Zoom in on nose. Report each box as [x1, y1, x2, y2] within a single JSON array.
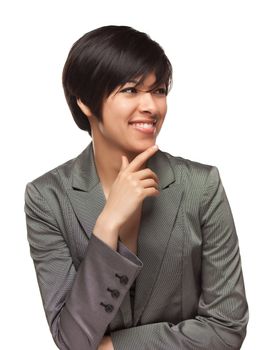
[[138, 91, 158, 115]]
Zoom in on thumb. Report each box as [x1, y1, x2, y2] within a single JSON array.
[[120, 155, 129, 170]]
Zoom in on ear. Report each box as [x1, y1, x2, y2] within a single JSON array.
[[76, 98, 93, 117]]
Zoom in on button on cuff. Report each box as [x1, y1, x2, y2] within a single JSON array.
[[115, 273, 129, 285], [100, 302, 114, 313], [107, 288, 120, 299]]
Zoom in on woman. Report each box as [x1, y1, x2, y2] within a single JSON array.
[[24, 25, 248, 350]]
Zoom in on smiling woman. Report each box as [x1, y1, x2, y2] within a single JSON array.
[[24, 25, 248, 350]]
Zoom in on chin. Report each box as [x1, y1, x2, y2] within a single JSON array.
[[132, 142, 156, 152]]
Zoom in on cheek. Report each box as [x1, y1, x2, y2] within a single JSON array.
[[105, 100, 135, 120], [160, 100, 167, 117], [117, 99, 136, 116]]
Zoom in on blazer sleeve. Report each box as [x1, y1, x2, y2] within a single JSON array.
[[110, 166, 249, 350], [24, 182, 143, 350]]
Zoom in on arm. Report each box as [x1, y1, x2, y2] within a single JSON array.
[[98, 336, 114, 350], [110, 166, 249, 350], [24, 182, 142, 350]]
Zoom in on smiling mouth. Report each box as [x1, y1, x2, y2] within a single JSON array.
[[128, 122, 157, 135]]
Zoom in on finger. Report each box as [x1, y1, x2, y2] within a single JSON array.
[[127, 145, 158, 172], [140, 178, 159, 190], [134, 168, 159, 184], [142, 187, 160, 199], [120, 155, 129, 171], [120, 156, 124, 170]]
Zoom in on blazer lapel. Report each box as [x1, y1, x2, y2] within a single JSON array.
[[67, 142, 106, 240], [133, 151, 183, 325], [66, 142, 184, 327]]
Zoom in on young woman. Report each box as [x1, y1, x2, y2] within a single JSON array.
[[24, 25, 248, 350]]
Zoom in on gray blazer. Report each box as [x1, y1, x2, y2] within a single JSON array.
[[24, 142, 248, 350]]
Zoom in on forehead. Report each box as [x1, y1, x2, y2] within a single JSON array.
[[125, 72, 166, 89], [129, 73, 157, 87]]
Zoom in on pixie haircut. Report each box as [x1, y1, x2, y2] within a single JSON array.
[[62, 25, 173, 135]]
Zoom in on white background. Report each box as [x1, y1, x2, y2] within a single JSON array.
[[1, 0, 275, 349]]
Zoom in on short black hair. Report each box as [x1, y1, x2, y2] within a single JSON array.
[[62, 25, 173, 135]]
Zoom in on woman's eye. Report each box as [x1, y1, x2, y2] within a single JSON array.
[[120, 86, 167, 95], [154, 87, 167, 95], [121, 87, 137, 94]]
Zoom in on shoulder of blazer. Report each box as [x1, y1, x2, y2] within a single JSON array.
[[160, 149, 216, 187], [25, 152, 78, 200]]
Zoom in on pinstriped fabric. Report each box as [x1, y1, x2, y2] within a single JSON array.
[[24, 141, 248, 350]]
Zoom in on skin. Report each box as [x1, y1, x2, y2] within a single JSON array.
[[77, 72, 167, 349]]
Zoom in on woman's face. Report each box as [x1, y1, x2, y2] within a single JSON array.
[[91, 72, 167, 155]]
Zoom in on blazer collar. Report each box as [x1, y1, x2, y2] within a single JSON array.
[[71, 141, 175, 192]]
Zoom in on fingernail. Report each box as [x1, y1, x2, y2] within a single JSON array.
[[153, 144, 158, 150]]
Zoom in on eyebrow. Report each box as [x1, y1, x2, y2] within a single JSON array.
[[125, 80, 139, 84], [125, 79, 164, 86], [122, 79, 166, 91]]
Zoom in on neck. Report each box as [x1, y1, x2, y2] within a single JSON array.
[[91, 138, 146, 192]]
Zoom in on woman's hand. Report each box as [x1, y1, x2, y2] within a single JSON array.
[[97, 336, 114, 350], [100, 145, 160, 230], [93, 145, 159, 249]]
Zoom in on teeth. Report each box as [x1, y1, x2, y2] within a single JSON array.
[[131, 123, 154, 128]]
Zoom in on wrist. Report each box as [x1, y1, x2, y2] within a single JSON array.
[[98, 335, 114, 350], [93, 214, 119, 250], [97, 211, 121, 232]]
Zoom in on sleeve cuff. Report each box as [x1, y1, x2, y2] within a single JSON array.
[[90, 233, 143, 273]]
